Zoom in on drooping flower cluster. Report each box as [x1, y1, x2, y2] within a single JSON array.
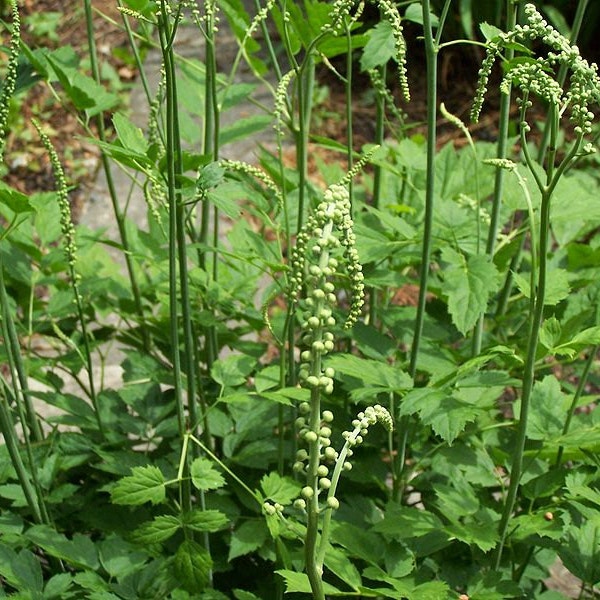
[[0, 1, 20, 159], [471, 3, 600, 136], [33, 122, 79, 275], [289, 184, 364, 330]]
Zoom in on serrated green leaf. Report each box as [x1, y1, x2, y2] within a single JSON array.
[[110, 465, 166, 505], [197, 162, 225, 192], [400, 388, 480, 444], [112, 112, 148, 155], [539, 317, 562, 351], [510, 512, 564, 542], [211, 354, 256, 388], [44, 573, 73, 599], [442, 248, 500, 334], [360, 21, 395, 71], [404, 4, 439, 27], [182, 509, 229, 532], [0, 184, 35, 215], [326, 354, 413, 394], [325, 546, 362, 591], [229, 520, 268, 561], [275, 570, 342, 595], [373, 504, 445, 539], [559, 520, 600, 585], [220, 115, 273, 146], [524, 375, 568, 441], [131, 515, 180, 545], [330, 522, 384, 564], [554, 326, 600, 358], [8, 548, 43, 593], [480, 22, 503, 41], [46, 53, 118, 116], [24, 525, 99, 570], [174, 539, 213, 593], [446, 517, 499, 552], [260, 472, 301, 505], [513, 268, 570, 306], [190, 458, 225, 491]]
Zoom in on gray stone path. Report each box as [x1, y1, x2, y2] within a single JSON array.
[[76, 16, 278, 392]]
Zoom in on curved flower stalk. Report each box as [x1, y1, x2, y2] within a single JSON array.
[[287, 184, 392, 599], [471, 3, 600, 133], [469, 3, 600, 568], [0, 0, 20, 159], [34, 122, 104, 437]]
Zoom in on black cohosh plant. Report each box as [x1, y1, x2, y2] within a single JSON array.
[[288, 183, 392, 599], [472, 1, 600, 567]]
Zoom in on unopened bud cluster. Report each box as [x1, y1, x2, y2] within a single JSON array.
[[293, 406, 341, 511], [373, 0, 409, 103], [34, 122, 79, 275], [0, 1, 20, 158], [471, 3, 600, 137], [289, 184, 364, 329], [343, 405, 394, 447]]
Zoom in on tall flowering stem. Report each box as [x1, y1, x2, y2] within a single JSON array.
[[471, 3, 600, 568], [289, 184, 392, 598], [34, 122, 104, 436]]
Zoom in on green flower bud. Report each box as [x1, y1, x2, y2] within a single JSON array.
[[304, 431, 318, 443], [324, 446, 337, 460], [302, 486, 314, 499], [319, 426, 332, 438], [327, 497, 340, 510], [263, 502, 276, 515], [317, 465, 329, 477], [319, 477, 331, 490], [322, 409, 334, 422]]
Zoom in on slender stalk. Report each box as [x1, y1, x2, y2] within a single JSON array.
[[295, 53, 315, 232], [201, 0, 220, 369], [494, 109, 584, 567], [536, 0, 589, 164], [158, 0, 187, 448], [0, 383, 45, 524], [473, 0, 517, 352], [400, 0, 448, 500], [117, 0, 153, 106], [345, 18, 354, 206], [494, 184, 551, 569], [555, 346, 597, 467], [408, 0, 443, 378], [83, 0, 150, 352], [0, 260, 42, 441]]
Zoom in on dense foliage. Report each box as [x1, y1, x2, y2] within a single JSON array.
[[1, 0, 600, 598]]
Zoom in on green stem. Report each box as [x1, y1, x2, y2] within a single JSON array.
[[83, 0, 150, 353], [295, 52, 315, 232], [0, 257, 42, 442], [117, 0, 153, 106], [400, 0, 445, 499], [536, 0, 589, 164], [408, 0, 441, 378], [473, 0, 517, 352], [369, 64, 386, 326], [0, 383, 45, 524], [555, 346, 597, 467], [345, 18, 354, 207], [494, 184, 551, 568], [494, 115, 583, 569], [159, 7, 184, 432]]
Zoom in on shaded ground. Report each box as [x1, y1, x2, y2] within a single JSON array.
[[3, 0, 131, 217]]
